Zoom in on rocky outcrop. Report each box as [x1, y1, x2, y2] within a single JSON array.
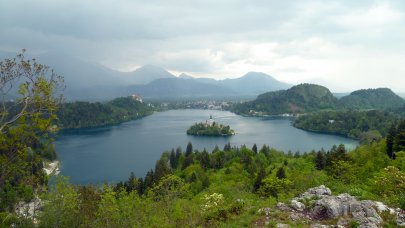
[[256, 185, 404, 227], [15, 196, 42, 222]]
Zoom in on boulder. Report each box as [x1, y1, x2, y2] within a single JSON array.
[[15, 196, 43, 220], [274, 185, 400, 227], [276, 224, 290, 228], [373, 201, 395, 214], [397, 209, 405, 226], [290, 199, 305, 211], [310, 225, 344, 228], [276, 202, 293, 212], [300, 185, 331, 199]]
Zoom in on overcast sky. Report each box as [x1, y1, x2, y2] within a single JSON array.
[[1, 0, 405, 92]]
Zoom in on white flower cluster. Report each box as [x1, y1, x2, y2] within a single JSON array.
[[201, 193, 224, 212]]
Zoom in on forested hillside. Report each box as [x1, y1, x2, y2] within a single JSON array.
[[57, 97, 153, 129], [232, 84, 337, 115], [232, 85, 405, 116], [293, 110, 400, 143], [339, 88, 405, 109]]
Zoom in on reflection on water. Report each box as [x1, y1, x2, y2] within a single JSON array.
[[55, 109, 358, 184]]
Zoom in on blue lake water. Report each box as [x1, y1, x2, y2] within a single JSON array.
[[55, 109, 358, 184]]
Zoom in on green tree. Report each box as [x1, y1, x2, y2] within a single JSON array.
[[386, 124, 396, 159], [258, 176, 292, 199], [198, 149, 211, 170], [0, 50, 63, 211], [394, 120, 405, 153], [95, 186, 120, 227], [252, 144, 258, 154], [144, 170, 154, 189], [169, 149, 177, 169], [223, 142, 231, 151], [155, 158, 171, 182], [186, 142, 193, 157], [253, 168, 266, 193], [276, 166, 286, 179], [182, 155, 194, 170], [39, 177, 81, 227], [315, 150, 326, 170]]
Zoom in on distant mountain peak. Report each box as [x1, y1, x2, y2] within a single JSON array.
[[127, 65, 175, 85], [243, 72, 271, 78], [134, 64, 170, 72], [178, 73, 194, 79]]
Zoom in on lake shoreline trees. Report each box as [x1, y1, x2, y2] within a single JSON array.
[[57, 96, 154, 129]]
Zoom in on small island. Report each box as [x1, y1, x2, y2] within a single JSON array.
[[187, 116, 235, 136]]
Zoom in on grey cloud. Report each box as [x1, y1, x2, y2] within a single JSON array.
[[1, 0, 405, 91]]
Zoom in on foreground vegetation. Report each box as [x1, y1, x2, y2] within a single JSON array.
[[3, 138, 402, 227]]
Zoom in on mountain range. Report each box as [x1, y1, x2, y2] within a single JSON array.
[[0, 51, 291, 100]]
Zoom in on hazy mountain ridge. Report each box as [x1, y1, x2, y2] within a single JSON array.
[[127, 78, 236, 98], [218, 72, 291, 95], [1, 51, 292, 100]]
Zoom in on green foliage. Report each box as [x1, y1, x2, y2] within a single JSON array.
[[339, 88, 405, 110], [258, 176, 292, 199], [385, 120, 405, 159], [186, 141, 193, 156], [294, 110, 400, 141], [394, 121, 405, 152], [28, 140, 405, 226], [0, 51, 63, 212], [327, 160, 356, 184], [39, 177, 81, 227], [57, 96, 153, 129], [372, 166, 405, 208], [232, 84, 338, 115]]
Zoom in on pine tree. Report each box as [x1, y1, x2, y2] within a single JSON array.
[[315, 150, 326, 170], [252, 144, 258, 154], [175, 147, 182, 163], [186, 142, 193, 157], [260, 144, 270, 158], [330, 144, 348, 161], [276, 166, 286, 179], [386, 124, 396, 159], [154, 158, 171, 182], [137, 177, 144, 195], [182, 155, 194, 170], [126, 172, 138, 192], [393, 120, 405, 154], [169, 149, 177, 169], [199, 149, 211, 170], [223, 142, 231, 151], [213, 145, 220, 153], [253, 168, 266, 192], [144, 170, 154, 189]]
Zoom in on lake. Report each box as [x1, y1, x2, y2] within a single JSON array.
[[55, 109, 358, 184]]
